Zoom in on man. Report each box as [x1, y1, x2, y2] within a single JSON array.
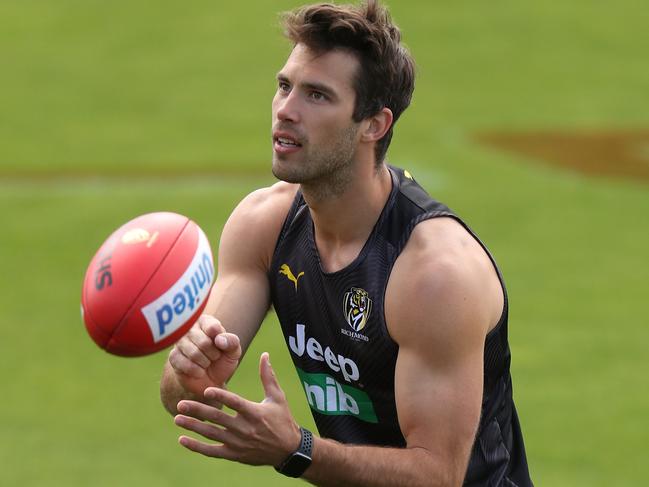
[[160, 1, 533, 485]]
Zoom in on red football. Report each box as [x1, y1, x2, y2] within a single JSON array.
[[81, 212, 215, 356]]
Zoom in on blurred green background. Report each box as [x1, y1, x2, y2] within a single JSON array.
[[1, 0, 647, 485]]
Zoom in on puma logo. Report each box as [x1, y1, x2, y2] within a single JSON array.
[[279, 264, 305, 292]]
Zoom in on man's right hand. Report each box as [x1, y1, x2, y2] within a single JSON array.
[[167, 315, 242, 401]]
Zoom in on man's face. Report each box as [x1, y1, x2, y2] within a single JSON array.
[[271, 44, 361, 185]]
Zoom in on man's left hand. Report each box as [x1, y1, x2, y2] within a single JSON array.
[[173, 352, 302, 467]]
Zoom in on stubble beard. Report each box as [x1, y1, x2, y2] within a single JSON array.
[[272, 124, 359, 200]]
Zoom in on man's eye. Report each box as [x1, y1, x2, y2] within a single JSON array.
[[309, 91, 326, 101], [278, 82, 291, 92]]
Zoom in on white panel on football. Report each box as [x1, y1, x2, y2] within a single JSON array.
[[141, 229, 214, 342]]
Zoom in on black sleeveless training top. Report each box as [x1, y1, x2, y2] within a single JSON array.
[[269, 166, 532, 486]]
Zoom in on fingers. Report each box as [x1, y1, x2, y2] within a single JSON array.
[[168, 315, 241, 376], [188, 325, 222, 362], [175, 400, 246, 460], [175, 334, 212, 369], [175, 414, 228, 442], [176, 400, 237, 431], [168, 349, 205, 379], [198, 314, 227, 339], [259, 352, 284, 401], [214, 333, 242, 361], [178, 435, 237, 461], [168, 316, 221, 373], [204, 387, 252, 416]]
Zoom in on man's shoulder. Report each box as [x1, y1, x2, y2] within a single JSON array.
[[237, 181, 299, 215], [227, 181, 298, 229], [386, 216, 503, 345], [396, 217, 483, 271], [220, 181, 299, 272]]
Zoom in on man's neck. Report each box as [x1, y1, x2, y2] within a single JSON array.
[[301, 163, 392, 273]]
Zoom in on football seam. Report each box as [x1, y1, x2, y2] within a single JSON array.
[[106, 217, 192, 353]]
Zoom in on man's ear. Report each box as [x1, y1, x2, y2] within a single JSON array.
[[360, 108, 394, 143]]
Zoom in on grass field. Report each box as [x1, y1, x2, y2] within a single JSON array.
[[1, 1, 648, 485]]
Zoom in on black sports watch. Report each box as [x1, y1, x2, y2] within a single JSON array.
[[274, 427, 313, 478]]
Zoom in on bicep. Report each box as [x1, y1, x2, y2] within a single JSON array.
[[391, 305, 486, 487], [394, 336, 483, 465], [202, 183, 297, 356]]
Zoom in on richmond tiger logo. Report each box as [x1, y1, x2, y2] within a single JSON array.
[[343, 287, 372, 332]]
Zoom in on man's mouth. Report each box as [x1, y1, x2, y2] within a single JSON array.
[[273, 132, 303, 154], [276, 136, 301, 148], [274, 132, 303, 147]]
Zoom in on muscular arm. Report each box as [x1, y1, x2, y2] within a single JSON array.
[[160, 182, 298, 414], [301, 218, 503, 486]]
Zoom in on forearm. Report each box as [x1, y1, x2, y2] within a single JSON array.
[[302, 437, 461, 487]]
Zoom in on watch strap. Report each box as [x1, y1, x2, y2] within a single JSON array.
[[274, 427, 313, 477]]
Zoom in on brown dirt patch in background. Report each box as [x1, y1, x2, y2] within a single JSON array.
[[474, 130, 649, 184]]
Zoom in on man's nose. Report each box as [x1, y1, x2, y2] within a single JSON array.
[[275, 91, 301, 123]]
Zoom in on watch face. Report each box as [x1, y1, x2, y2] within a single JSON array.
[[284, 451, 312, 477]]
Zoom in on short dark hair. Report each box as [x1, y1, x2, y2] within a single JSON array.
[[282, 0, 415, 164]]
